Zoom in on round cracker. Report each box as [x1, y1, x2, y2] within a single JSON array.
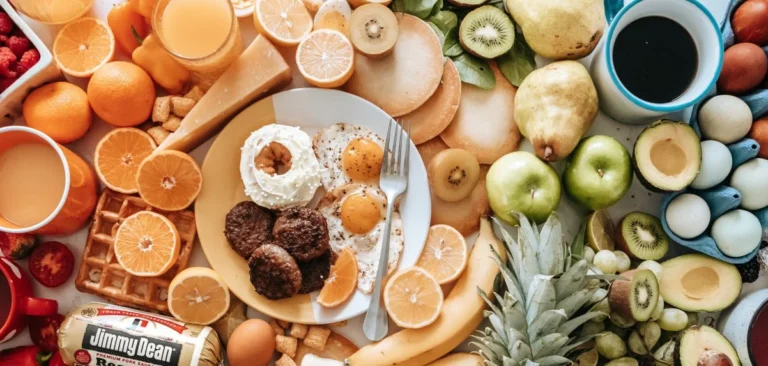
[[402, 59, 461, 144], [344, 13, 443, 117], [440, 62, 521, 164]]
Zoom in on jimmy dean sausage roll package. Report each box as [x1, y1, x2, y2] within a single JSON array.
[[58, 302, 223, 366]]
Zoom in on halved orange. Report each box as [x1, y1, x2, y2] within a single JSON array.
[[94, 128, 156, 194], [253, 0, 313, 47], [168, 267, 230, 325], [415, 225, 468, 284], [136, 151, 202, 211], [317, 248, 358, 307], [384, 267, 443, 329], [53, 17, 115, 77], [296, 29, 355, 88], [114, 211, 180, 277]]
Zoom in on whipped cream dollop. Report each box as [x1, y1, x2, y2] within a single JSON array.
[[240, 124, 324, 209]]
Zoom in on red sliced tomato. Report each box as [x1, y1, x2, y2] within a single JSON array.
[[29, 314, 65, 352], [27, 242, 74, 288]]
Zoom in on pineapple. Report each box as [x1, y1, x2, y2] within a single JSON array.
[[473, 213, 607, 365]]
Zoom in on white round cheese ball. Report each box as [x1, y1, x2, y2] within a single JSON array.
[[730, 158, 768, 210], [690, 140, 732, 190], [712, 209, 762, 257], [698, 95, 752, 144], [666, 193, 710, 239]]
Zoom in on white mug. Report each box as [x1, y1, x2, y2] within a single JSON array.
[[590, 0, 723, 124]]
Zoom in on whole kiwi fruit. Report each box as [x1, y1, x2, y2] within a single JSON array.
[[427, 148, 480, 202]]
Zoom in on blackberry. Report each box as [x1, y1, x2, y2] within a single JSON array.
[[761, 240, 767, 249], [737, 257, 760, 283]]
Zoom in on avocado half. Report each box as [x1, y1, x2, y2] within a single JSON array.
[[632, 120, 702, 192], [680, 325, 741, 366], [660, 254, 741, 312]]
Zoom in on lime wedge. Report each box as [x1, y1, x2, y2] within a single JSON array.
[[587, 209, 615, 251]]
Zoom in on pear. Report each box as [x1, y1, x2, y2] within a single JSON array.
[[514, 61, 598, 162], [505, 0, 605, 60]]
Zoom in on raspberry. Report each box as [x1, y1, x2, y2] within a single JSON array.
[[0, 35, 7, 46], [15, 49, 39, 75], [0, 13, 12, 35], [7, 36, 30, 58], [0, 47, 17, 78], [0, 76, 17, 93]]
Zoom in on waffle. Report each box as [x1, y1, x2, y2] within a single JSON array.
[[75, 189, 197, 314]]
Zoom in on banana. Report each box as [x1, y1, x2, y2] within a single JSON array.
[[426, 353, 484, 366], [346, 218, 505, 366]]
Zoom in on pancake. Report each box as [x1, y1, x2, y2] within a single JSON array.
[[343, 13, 443, 117], [440, 62, 521, 164], [401, 59, 461, 144], [416, 137, 450, 167]]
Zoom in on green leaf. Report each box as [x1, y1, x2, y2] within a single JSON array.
[[443, 28, 464, 57], [498, 33, 536, 87], [430, 0, 444, 16], [391, 0, 406, 13], [403, 0, 439, 19], [554, 259, 588, 302], [426, 22, 446, 48], [427, 10, 458, 34], [451, 53, 495, 89], [570, 219, 588, 259]]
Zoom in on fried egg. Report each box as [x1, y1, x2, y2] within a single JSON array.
[[313, 123, 385, 191], [317, 183, 404, 293]]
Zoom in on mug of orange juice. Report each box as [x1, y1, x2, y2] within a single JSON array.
[[0, 126, 97, 235]]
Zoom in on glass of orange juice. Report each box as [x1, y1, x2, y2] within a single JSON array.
[[152, 0, 244, 87], [9, 0, 93, 25], [0, 126, 97, 235]]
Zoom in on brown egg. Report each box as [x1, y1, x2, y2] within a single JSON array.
[[717, 43, 768, 94], [733, 0, 768, 46], [227, 319, 276, 366], [750, 117, 768, 159]]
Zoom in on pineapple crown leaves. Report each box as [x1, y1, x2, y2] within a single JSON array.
[[475, 213, 608, 365]]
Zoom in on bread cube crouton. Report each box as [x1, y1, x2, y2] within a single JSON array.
[[303, 326, 331, 351], [184, 85, 204, 102], [289, 323, 309, 339], [328, 320, 347, 327], [171, 96, 196, 117], [147, 126, 170, 145], [269, 319, 284, 336], [275, 335, 297, 358], [152, 96, 171, 123], [162, 115, 182, 132], [275, 354, 297, 366]]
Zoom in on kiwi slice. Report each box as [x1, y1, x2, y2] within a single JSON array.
[[459, 6, 515, 59], [616, 212, 670, 260], [349, 3, 399, 58], [427, 148, 480, 202], [608, 269, 660, 322]]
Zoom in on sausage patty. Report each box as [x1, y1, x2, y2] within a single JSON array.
[[249, 244, 302, 300], [272, 207, 330, 262], [298, 250, 335, 294], [225, 201, 275, 259]]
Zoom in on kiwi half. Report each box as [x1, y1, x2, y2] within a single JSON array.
[[427, 148, 480, 202], [349, 3, 399, 58], [608, 269, 660, 322], [616, 212, 670, 260], [459, 6, 515, 59]]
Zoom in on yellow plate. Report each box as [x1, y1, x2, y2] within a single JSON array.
[[195, 89, 431, 324]]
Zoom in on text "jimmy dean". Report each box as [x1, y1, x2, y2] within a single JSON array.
[[88, 327, 179, 364]]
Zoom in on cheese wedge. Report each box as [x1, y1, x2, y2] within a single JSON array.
[[157, 36, 292, 153]]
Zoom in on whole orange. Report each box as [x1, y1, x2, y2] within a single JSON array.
[[87, 61, 155, 127], [23, 82, 92, 144]]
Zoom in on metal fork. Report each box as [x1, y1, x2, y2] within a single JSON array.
[[363, 119, 411, 341]]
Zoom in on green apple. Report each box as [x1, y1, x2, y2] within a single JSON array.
[[486, 151, 561, 224], [563, 135, 632, 210]]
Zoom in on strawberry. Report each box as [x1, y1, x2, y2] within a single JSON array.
[[7, 35, 30, 58], [0, 13, 12, 36], [15, 49, 39, 75], [0, 47, 17, 78]]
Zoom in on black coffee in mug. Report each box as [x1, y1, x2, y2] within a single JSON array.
[[612, 16, 698, 104]]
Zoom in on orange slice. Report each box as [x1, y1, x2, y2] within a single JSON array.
[[253, 0, 313, 47], [415, 225, 468, 284], [384, 267, 444, 329], [296, 30, 355, 88], [114, 211, 181, 277], [136, 151, 203, 211], [53, 17, 115, 77], [317, 248, 358, 307], [168, 267, 230, 325], [94, 128, 156, 194]]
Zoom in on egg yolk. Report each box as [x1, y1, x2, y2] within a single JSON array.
[[342, 138, 383, 181], [341, 193, 381, 234]]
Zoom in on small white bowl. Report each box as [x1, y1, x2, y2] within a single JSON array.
[[0, 2, 62, 126]]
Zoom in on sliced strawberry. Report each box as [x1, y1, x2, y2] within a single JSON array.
[[27, 242, 74, 288], [29, 314, 64, 352]]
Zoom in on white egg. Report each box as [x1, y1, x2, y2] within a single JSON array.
[[712, 209, 762, 257], [313, 123, 386, 191], [690, 140, 732, 190], [730, 158, 768, 210], [317, 183, 404, 293], [666, 194, 710, 239], [698, 95, 752, 144]]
